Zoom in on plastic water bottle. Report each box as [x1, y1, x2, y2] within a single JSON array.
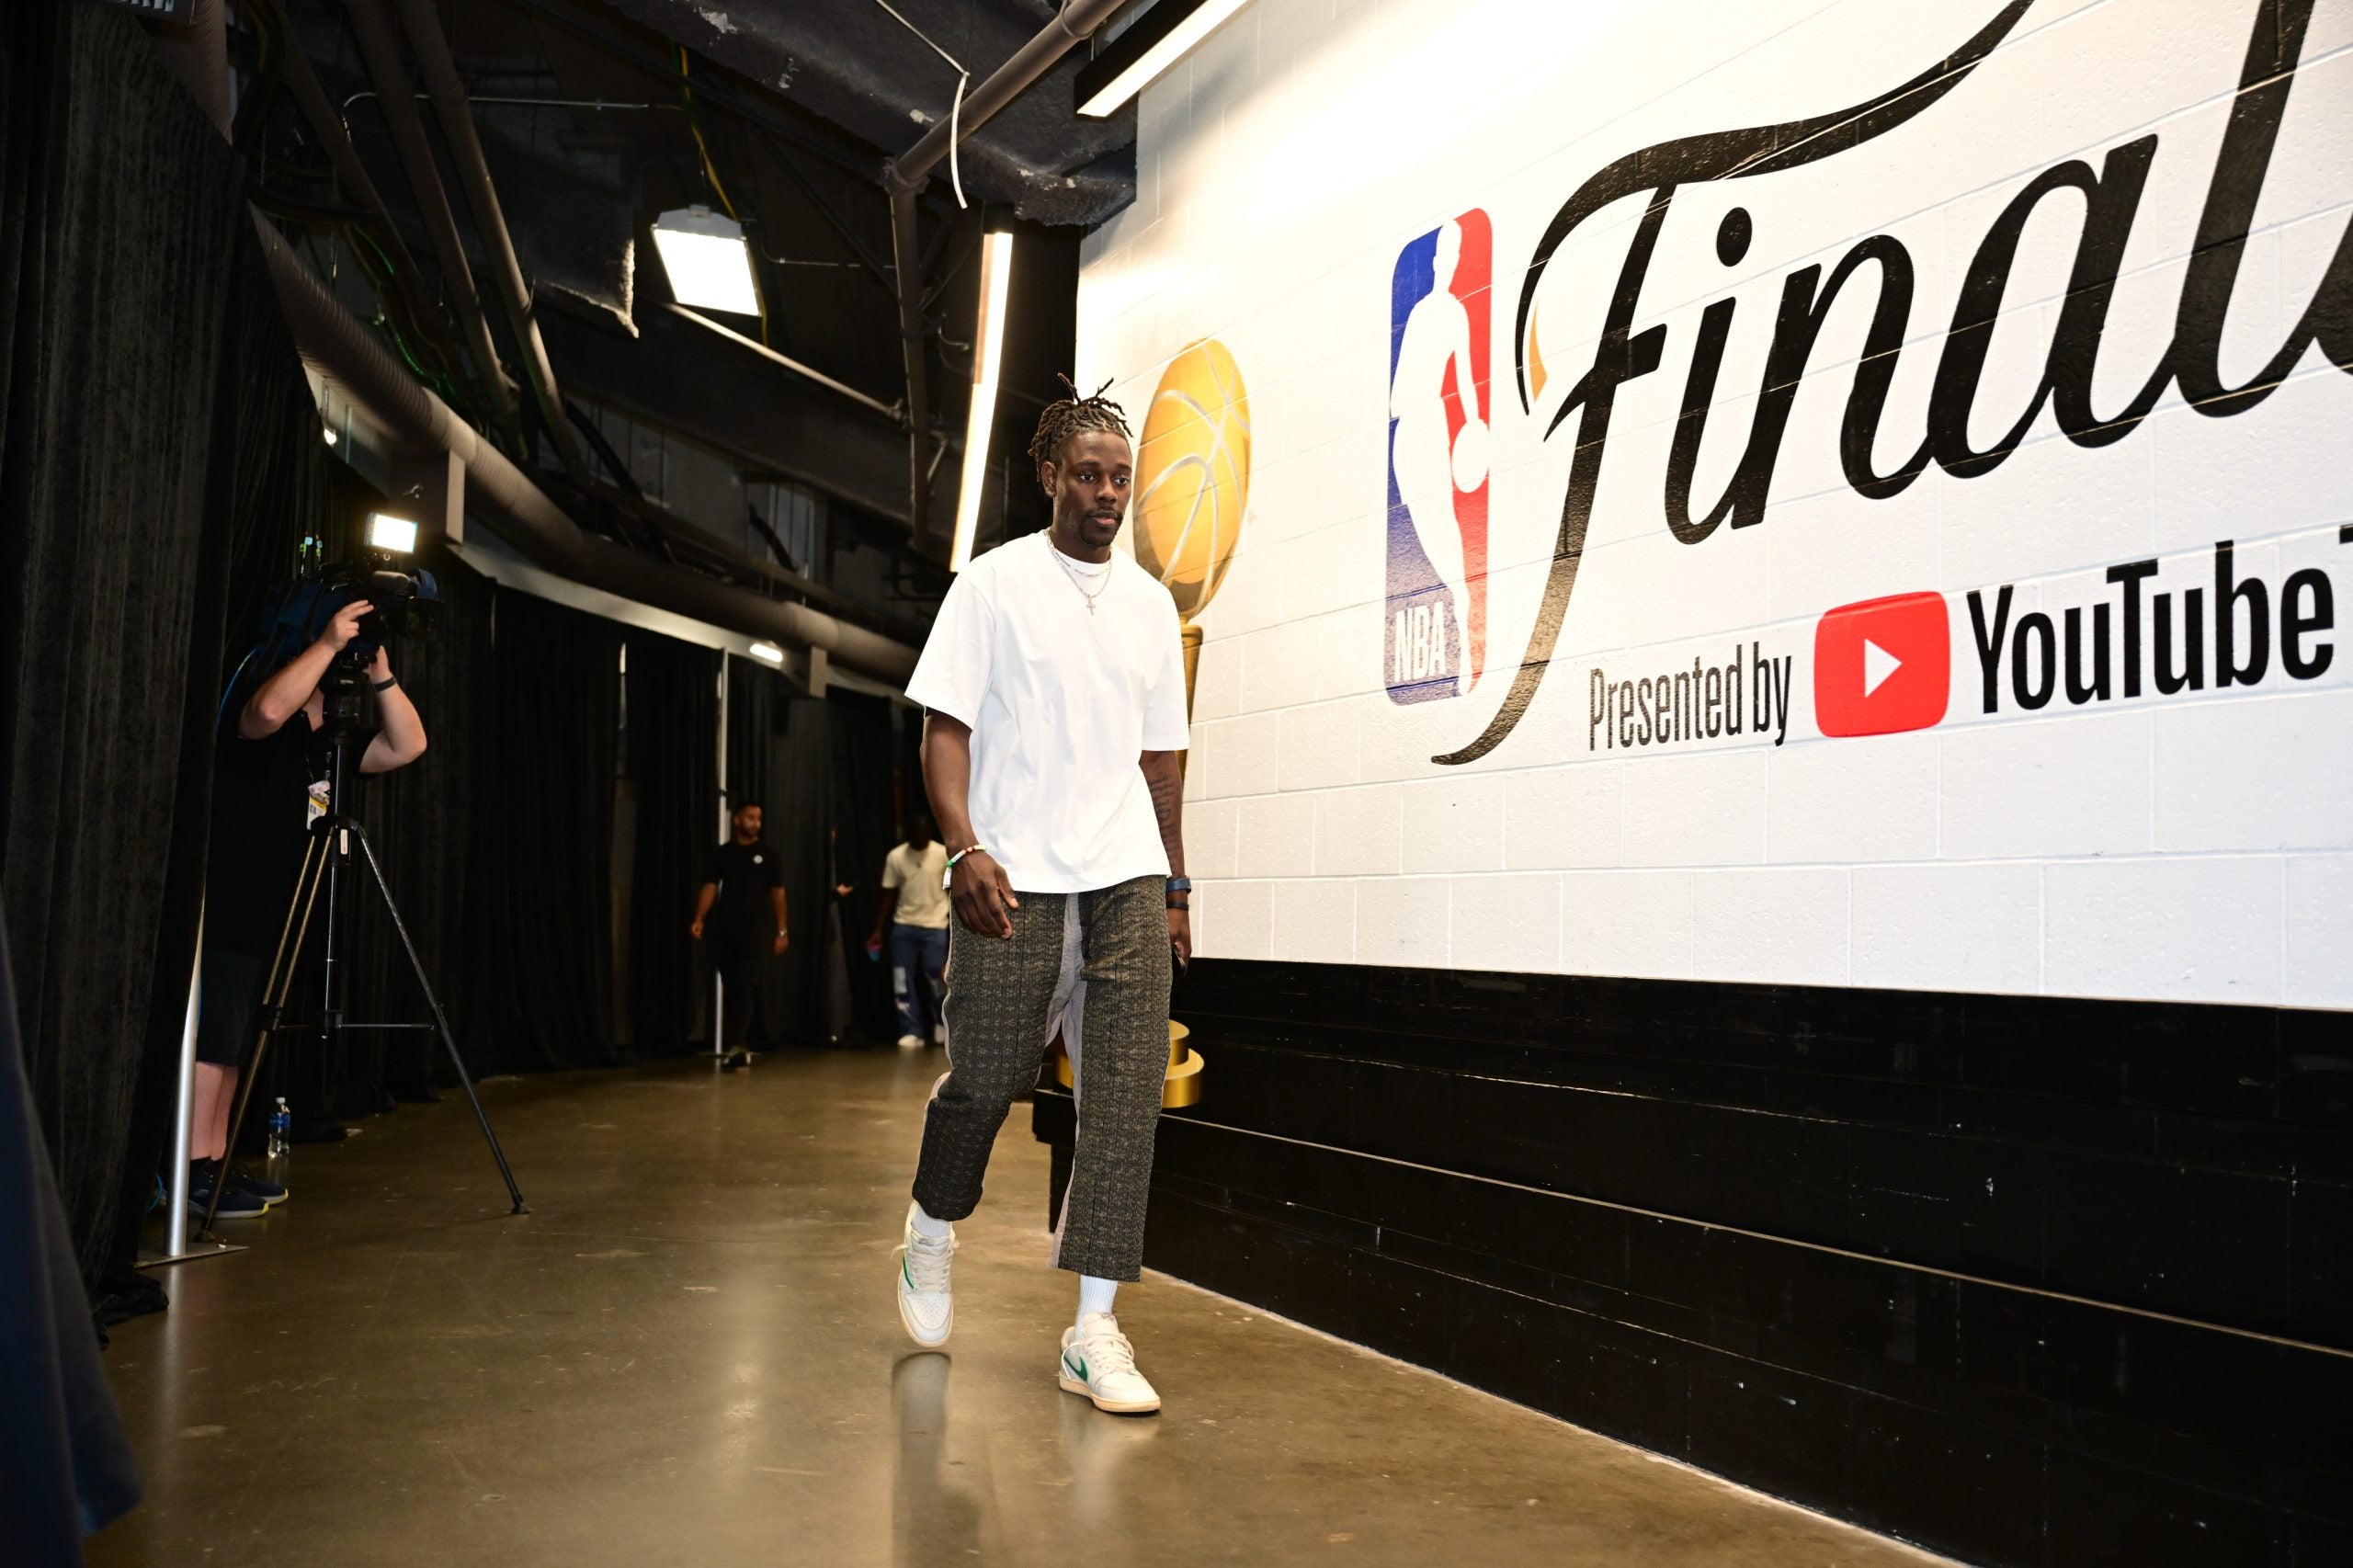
[[267, 1097, 293, 1188]]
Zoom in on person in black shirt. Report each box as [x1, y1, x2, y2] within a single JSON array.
[[191, 597, 428, 1215], [691, 801, 789, 1069]]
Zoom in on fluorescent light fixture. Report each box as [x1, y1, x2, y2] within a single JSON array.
[[1074, 0, 1252, 119], [368, 513, 418, 553], [748, 641, 785, 665], [650, 205, 760, 317], [950, 231, 1016, 574]]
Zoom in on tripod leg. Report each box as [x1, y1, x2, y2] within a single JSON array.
[[203, 829, 330, 1238], [354, 826, 529, 1214]]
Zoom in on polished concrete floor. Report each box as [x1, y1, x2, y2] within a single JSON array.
[[92, 1049, 1948, 1568]]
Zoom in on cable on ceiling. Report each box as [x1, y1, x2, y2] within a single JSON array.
[[865, 0, 972, 208], [673, 42, 772, 345]]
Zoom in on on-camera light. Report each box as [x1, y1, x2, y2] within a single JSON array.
[[368, 513, 419, 554]]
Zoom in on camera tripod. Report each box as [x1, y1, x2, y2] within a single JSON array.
[[202, 658, 526, 1235]]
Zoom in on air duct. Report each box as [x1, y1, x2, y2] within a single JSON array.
[[145, 0, 232, 137], [253, 212, 917, 686]]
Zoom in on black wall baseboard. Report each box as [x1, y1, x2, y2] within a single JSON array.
[[1032, 959, 2353, 1567]]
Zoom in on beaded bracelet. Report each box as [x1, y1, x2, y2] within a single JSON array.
[[941, 845, 989, 892]]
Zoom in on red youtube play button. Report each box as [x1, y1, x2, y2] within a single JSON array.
[[1813, 592, 1950, 737]]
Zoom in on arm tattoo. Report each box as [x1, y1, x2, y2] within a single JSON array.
[[1146, 760, 1185, 875]]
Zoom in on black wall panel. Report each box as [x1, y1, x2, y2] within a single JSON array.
[[1034, 958, 2353, 1566]]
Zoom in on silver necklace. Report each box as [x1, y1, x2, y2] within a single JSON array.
[[1051, 543, 1111, 614]]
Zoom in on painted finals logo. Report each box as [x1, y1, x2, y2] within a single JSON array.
[[1385, 210, 1492, 703]]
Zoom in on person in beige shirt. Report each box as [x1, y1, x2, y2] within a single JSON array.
[[870, 814, 950, 1048]]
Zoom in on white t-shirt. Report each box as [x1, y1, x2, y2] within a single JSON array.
[[881, 841, 951, 929], [905, 530, 1189, 893]]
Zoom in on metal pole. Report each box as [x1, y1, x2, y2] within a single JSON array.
[[141, 906, 245, 1269], [888, 186, 932, 548], [714, 655, 730, 1058], [164, 911, 201, 1256]]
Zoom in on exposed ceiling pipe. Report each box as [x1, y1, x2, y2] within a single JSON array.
[[389, 0, 588, 484], [144, 0, 233, 138], [887, 186, 933, 549], [339, 0, 526, 453], [881, 0, 1128, 553], [249, 0, 463, 369], [253, 212, 917, 686]]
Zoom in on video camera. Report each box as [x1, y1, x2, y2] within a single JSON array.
[[227, 516, 442, 735], [263, 515, 441, 661]]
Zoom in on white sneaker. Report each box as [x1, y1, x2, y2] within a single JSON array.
[[931, 1023, 947, 1046], [896, 1033, 925, 1050], [1058, 1312, 1161, 1415], [897, 1218, 955, 1347]]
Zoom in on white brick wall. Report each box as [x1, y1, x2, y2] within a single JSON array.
[[1082, 0, 2353, 1007]]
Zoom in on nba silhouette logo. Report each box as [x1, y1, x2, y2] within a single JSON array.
[[1386, 210, 1491, 704]]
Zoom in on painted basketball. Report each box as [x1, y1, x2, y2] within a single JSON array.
[[1133, 338, 1251, 619]]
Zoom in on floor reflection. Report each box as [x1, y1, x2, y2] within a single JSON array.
[[1057, 1384, 1159, 1531], [891, 1351, 995, 1565]]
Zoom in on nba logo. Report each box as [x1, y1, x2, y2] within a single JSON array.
[[1386, 210, 1491, 704]]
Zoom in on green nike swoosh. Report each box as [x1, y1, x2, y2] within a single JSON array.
[[903, 1256, 914, 1289], [1063, 1353, 1088, 1381]]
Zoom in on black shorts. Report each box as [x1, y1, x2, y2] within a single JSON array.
[[194, 948, 267, 1067]]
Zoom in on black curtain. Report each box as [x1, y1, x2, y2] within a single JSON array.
[[831, 693, 901, 1043], [467, 590, 621, 1072], [722, 656, 797, 1043], [337, 548, 494, 1107], [625, 630, 718, 1055], [0, 2, 319, 1291]]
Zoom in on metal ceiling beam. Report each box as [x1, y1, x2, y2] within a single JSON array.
[[391, 0, 588, 483], [251, 0, 459, 361], [256, 212, 918, 684], [539, 303, 918, 530], [340, 0, 526, 451], [881, 0, 1126, 550], [665, 304, 902, 421]]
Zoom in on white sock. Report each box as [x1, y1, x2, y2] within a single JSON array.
[[1075, 1276, 1118, 1330], [908, 1200, 951, 1241]]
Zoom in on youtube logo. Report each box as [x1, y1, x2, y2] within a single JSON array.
[[1814, 592, 1950, 737]]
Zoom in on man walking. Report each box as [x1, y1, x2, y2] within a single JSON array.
[[690, 800, 788, 1070], [869, 815, 950, 1050], [893, 381, 1191, 1416]]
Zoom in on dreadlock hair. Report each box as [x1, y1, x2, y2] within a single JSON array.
[[1028, 375, 1132, 470]]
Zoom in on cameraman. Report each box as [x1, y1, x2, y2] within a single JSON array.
[[186, 598, 426, 1218]]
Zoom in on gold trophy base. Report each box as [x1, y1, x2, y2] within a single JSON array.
[[1051, 1021, 1203, 1109]]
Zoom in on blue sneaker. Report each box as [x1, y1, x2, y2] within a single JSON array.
[[228, 1165, 288, 1206], [188, 1162, 267, 1220]]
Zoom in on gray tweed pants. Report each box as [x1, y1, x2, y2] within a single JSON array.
[[910, 874, 1171, 1281]]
